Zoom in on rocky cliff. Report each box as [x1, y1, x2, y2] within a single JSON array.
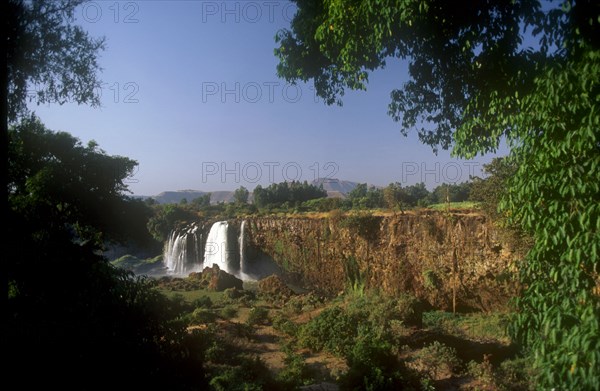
[[245, 211, 522, 312]]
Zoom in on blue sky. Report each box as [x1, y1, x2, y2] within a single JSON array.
[[28, 1, 506, 195]]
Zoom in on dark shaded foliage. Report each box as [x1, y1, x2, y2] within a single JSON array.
[[7, 118, 208, 389]]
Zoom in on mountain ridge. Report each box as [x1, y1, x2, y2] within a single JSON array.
[[135, 178, 367, 204]]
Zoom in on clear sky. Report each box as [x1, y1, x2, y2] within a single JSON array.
[[28, 1, 507, 196]]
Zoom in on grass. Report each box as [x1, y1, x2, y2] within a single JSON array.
[[423, 311, 510, 344], [427, 201, 481, 210], [112, 254, 162, 268]]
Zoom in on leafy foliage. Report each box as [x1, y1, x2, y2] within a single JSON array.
[[346, 183, 384, 209], [276, 0, 567, 152], [146, 203, 197, 242], [247, 306, 270, 326], [233, 186, 250, 204], [502, 47, 600, 388], [410, 341, 461, 380], [7, 0, 105, 122], [276, 1, 600, 388], [7, 118, 208, 388], [253, 180, 327, 209], [298, 293, 423, 390], [276, 346, 315, 388]]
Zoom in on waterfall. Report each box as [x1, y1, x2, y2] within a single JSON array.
[[164, 220, 257, 279], [204, 221, 236, 275], [163, 223, 202, 275], [239, 220, 247, 275]]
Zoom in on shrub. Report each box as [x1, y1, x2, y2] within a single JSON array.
[[393, 294, 424, 327], [224, 287, 243, 300], [340, 326, 420, 390], [272, 313, 299, 337], [209, 356, 280, 391], [282, 293, 323, 316], [410, 341, 461, 380], [231, 322, 255, 340], [466, 356, 494, 389], [298, 306, 360, 356], [192, 296, 213, 309], [188, 308, 217, 324], [220, 306, 238, 319], [495, 356, 536, 391], [246, 307, 270, 326], [276, 347, 315, 388], [423, 311, 461, 334]]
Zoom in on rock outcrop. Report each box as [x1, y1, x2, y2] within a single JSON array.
[[189, 264, 243, 291]]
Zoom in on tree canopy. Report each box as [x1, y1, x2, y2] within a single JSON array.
[[7, 117, 208, 388], [276, 0, 598, 154], [7, 0, 105, 122], [276, 0, 600, 388]]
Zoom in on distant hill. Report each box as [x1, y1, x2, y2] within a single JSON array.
[[138, 178, 363, 204], [311, 178, 360, 198], [152, 190, 207, 204]]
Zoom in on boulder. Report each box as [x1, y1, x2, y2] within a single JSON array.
[[201, 264, 243, 292]]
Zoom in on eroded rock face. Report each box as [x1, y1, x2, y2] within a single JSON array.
[[245, 211, 523, 312]]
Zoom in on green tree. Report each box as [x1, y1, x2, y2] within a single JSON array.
[[251, 181, 326, 209], [146, 203, 197, 242], [470, 157, 532, 256], [470, 157, 517, 220], [383, 182, 406, 211], [276, 1, 600, 387], [404, 182, 430, 206], [233, 186, 250, 205], [7, 0, 105, 122], [7, 118, 207, 388], [431, 182, 471, 204], [347, 183, 367, 200], [192, 193, 211, 208]]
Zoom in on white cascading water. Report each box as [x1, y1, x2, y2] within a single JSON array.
[[163, 223, 202, 275], [239, 220, 246, 274], [204, 221, 235, 274]]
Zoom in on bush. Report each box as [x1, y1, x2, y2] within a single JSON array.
[[192, 296, 213, 309], [272, 313, 299, 337], [410, 341, 461, 380], [393, 294, 424, 327], [466, 357, 494, 389], [209, 356, 281, 391], [187, 308, 217, 324], [220, 306, 238, 319], [423, 311, 461, 334], [340, 326, 420, 390], [495, 356, 536, 391], [298, 306, 360, 356], [282, 293, 323, 316], [224, 287, 243, 300], [246, 307, 270, 326], [276, 347, 315, 388]]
